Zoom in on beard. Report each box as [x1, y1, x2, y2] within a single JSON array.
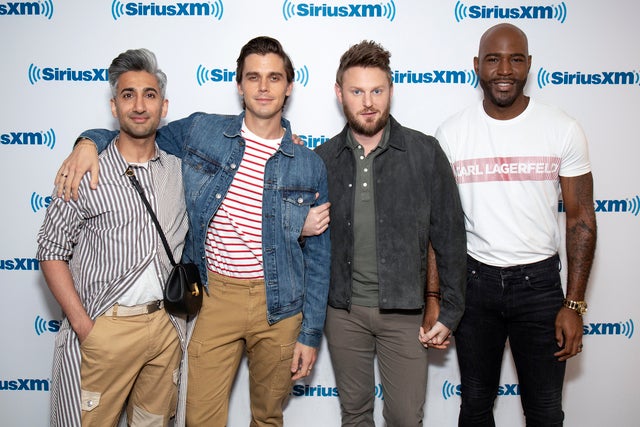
[[480, 77, 527, 108], [118, 114, 160, 140], [342, 103, 391, 137]]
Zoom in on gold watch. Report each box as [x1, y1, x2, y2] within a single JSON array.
[[563, 299, 588, 316]]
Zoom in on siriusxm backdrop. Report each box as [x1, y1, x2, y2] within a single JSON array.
[[1, 1, 638, 426]]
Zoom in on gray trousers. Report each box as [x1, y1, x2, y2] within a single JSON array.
[[325, 305, 429, 427]]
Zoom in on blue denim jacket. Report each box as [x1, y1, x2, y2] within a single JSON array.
[[82, 112, 331, 347]]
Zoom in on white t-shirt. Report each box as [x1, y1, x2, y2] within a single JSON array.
[[435, 99, 591, 267]]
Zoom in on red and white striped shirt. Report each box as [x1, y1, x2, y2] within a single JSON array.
[[205, 123, 281, 279]]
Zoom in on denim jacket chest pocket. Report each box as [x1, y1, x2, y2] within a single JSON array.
[[281, 188, 317, 236], [181, 147, 228, 199]]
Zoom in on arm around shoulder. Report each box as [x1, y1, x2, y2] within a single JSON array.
[[54, 128, 117, 201]]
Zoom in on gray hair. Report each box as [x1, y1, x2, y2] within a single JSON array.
[[108, 48, 167, 98]]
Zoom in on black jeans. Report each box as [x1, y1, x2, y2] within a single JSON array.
[[456, 255, 566, 427]]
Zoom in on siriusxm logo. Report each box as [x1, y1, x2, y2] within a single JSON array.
[[393, 69, 478, 87], [28, 64, 108, 85], [454, 1, 566, 23], [291, 383, 383, 399], [34, 315, 61, 336], [442, 380, 520, 400], [0, 378, 50, 391], [584, 319, 634, 339], [1, 128, 55, 149], [30, 191, 52, 212], [537, 68, 640, 88], [0, 258, 40, 271], [291, 384, 338, 397], [300, 134, 329, 149], [0, 0, 53, 19], [559, 196, 640, 216], [111, 0, 223, 20], [282, 0, 396, 21], [196, 64, 310, 87]]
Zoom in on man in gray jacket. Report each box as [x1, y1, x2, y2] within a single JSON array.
[[314, 40, 467, 426]]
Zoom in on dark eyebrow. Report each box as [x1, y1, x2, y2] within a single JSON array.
[[245, 71, 285, 78], [483, 52, 527, 59], [119, 87, 159, 94]]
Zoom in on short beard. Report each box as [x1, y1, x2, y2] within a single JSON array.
[[343, 105, 390, 137], [480, 77, 527, 108]]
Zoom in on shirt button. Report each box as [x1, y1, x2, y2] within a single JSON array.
[[297, 197, 304, 204], [348, 184, 353, 188], [363, 168, 368, 172], [87, 400, 94, 407], [360, 156, 365, 160], [362, 182, 368, 187]]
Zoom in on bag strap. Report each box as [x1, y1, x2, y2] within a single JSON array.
[[126, 167, 177, 267]]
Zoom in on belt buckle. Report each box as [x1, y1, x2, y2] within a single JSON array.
[[148, 300, 163, 314]]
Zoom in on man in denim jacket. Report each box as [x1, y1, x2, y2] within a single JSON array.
[[55, 37, 330, 427], [314, 40, 466, 426]]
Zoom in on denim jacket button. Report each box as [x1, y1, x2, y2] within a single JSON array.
[[297, 197, 303, 204], [230, 163, 237, 169], [215, 193, 222, 199]]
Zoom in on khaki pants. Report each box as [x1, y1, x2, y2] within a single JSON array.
[[186, 272, 302, 427], [80, 308, 181, 427]]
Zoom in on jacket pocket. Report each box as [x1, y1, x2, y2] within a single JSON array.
[[282, 189, 316, 234]]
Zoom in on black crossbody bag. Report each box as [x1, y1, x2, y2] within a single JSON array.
[[127, 167, 202, 316]]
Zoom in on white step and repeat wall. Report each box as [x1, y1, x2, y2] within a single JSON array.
[[1, 1, 638, 425]]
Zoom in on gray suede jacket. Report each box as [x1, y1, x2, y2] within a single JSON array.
[[314, 116, 467, 330]]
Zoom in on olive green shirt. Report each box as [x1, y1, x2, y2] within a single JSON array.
[[347, 124, 390, 307]]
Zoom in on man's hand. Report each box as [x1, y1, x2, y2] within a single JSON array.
[[290, 342, 317, 380], [292, 134, 304, 146], [54, 140, 100, 201], [419, 295, 439, 345], [74, 318, 95, 344], [554, 307, 584, 361], [419, 320, 451, 350], [302, 199, 330, 237]]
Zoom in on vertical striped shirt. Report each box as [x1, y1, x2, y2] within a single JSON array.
[[36, 139, 188, 427], [205, 123, 281, 279]]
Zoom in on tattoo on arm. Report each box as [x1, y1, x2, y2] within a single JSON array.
[[561, 173, 597, 299]]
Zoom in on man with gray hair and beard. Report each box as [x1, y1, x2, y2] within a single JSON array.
[[37, 48, 188, 426]]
